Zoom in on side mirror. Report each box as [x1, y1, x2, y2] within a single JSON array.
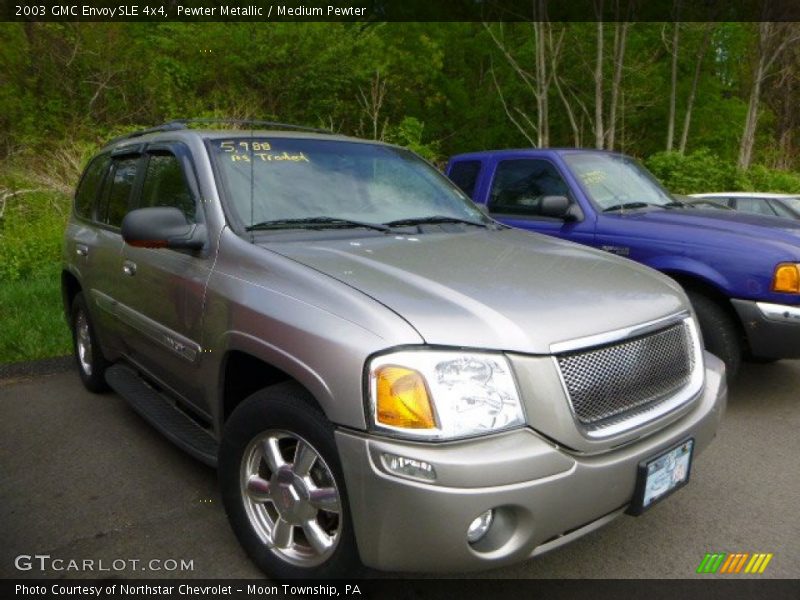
[[121, 207, 205, 250], [540, 195, 571, 219]]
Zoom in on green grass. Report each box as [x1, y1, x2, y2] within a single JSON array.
[[0, 267, 72, 363]]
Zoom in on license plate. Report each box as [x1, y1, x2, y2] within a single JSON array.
[[628, 439, 694, 515]]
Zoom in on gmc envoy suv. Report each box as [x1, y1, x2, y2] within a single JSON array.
[[62, 121, 726, 578]]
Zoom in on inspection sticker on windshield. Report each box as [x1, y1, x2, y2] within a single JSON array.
[[629, 439, 693, 515]]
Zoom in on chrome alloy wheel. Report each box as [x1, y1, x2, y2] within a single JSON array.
[[240, 430, 342, 567], [75, 310, 93, 376]]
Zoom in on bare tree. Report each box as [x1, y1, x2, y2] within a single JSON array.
[[772, 44, 800, 169], [738, 21, 800, 169], [606, 20, 630, 150], [483, 7, 557, 148], [594, 4, 604, 149], [665, 20, 680, 151], [550, 25, 583, 146], [678, 23, 714, 154], [357, 70, 388, 141]]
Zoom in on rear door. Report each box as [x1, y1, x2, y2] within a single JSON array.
[[114, 142, 212, 414], [85, 151, 144, 355]]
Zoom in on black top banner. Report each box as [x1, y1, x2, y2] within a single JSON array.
[[4, 0, 800, 22]]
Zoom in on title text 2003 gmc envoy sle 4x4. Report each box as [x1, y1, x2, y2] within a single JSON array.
[[62, 121, 726, 578]]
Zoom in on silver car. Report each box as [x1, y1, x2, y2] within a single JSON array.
[[62, 121, 726, 578]]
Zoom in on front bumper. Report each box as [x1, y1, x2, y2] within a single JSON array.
[[732, 299, 800, 359], [335, 353, 726, 573]]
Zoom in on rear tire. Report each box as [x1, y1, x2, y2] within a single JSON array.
[[219, 382, 363, 579], [70, 292, 110, 393], [686, 291, 741, 378]]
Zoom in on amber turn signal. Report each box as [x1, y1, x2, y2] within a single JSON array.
[[772, 263, 800, 293], [374, 365, 436, 429]]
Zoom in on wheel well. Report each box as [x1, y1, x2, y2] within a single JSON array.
[[61, 270, 82, 320], [221, 351, 321, 422], [665, 272, 745, 337]]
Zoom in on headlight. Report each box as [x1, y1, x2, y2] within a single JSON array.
[[367, 350, 525, 440], [772, 263, 800, 293]]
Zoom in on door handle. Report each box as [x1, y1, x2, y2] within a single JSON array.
[[76, 244, 89, 257], [122, 260, 137, 276]]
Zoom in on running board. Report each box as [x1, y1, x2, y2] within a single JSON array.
[[106, 363, 218, 467]]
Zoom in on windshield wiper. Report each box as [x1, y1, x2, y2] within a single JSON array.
[[602, 202, 655, 212], [664, 200, 686, 208], [383, 215, 489, 228], [246, 217, 390, 233]]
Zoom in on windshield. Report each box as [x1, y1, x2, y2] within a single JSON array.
[[208, 137, 486, 232], [563, 153, 675, 211]]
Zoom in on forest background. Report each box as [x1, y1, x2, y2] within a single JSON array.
[[2, 21, 800, 361]]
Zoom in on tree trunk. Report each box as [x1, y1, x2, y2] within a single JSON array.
[[534, 19, 549, 147], [738, 56, 764, 170], [679, 24, 713, 154], [666, 22, 679, 151], [594, 17, 604, 149], [607, 21, 628, 150]]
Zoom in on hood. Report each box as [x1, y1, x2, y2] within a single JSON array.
[[612, 208, 800, 250], [262, 229, 687, 354]]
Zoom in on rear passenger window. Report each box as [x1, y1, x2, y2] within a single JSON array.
[[449, 161, 481, 199], [139, 153, 197, 223], [489, 159, 570, 216], [74, 155, 110, 219], [101, 156, 140, 227], [734, 197, 777, 217]]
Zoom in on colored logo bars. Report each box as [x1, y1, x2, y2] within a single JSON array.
[[696, 552, 774, 574]]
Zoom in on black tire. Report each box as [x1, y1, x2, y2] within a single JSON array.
[[686, 291, 742, 378], [219, 382, 363, 579], [70, 292, 110, 393]]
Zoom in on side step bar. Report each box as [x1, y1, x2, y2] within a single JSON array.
[[106, 363, 218, 467]]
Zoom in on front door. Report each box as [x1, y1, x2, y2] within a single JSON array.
[[114, 144, 212, 414]]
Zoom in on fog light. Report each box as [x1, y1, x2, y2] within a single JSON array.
[[467, 509, 494, 544], [381, 453, 437, 482]]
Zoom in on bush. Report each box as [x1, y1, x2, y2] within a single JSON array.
[[645, 149, 800, 194], [386, 117, 441, 163]]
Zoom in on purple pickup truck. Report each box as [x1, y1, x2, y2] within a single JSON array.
[[447, 148, 800, 376]]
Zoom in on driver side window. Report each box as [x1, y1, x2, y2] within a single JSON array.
[[138, 152, 199, 223], [488, 159, 570, 217]]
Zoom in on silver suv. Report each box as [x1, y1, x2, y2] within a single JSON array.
[[62, 121, 726, 578]]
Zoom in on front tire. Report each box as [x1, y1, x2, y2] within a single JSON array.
[[686, 291, 742, 378], [219, 382, 362, 579], [70, 292, 110, 392]]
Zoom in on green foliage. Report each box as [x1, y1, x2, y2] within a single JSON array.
[[386, 117, 440, 162], [646, 149, 800, 194], [0, 264, 71, 363], [0, 183, 69, 282]]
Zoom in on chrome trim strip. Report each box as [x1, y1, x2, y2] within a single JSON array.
[[92, 289, 200, 363], [115, 303, 200, 363], [553, 317, 705, 440], [756, 301, 800, 324], [549, 310, 691, 354]]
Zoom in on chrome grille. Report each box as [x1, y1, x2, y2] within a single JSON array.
[[556, 321, 694, 430]]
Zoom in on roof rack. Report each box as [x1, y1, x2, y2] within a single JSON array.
[[169, 118, 333, 134], [107, 119, 332, 145]]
